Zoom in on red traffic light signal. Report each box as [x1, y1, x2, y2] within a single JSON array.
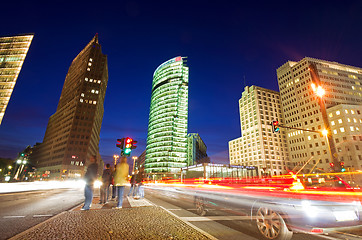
[[340, 161, 346, 172], [123, 137, 134, 156], [125, 137, 133, 148], [271, 120, 280, 133]]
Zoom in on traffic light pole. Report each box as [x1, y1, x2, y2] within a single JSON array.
[[276, 123, 322, 134], [276, 123, 340, 172]]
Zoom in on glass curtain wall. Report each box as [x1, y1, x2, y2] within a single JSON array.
[[145, 56, 189, 175]]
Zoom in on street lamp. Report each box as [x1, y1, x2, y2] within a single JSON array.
[[311, 83, 325, 97], [310, 64, 340, 172], [132, 156, 138, 174], [321, 129, 328, 137], [113, 154, 119, 166]]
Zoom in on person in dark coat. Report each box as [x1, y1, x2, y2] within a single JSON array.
[[111, 164, 116, 199], [127, 171, 137, 197], [81, 155, 98, 210], [135, 169, 144, 199], [99, 163, 112, 204]]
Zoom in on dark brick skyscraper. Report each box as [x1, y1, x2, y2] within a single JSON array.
[[34, 35, 108, 179]]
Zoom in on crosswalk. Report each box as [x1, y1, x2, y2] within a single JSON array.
[[72, 195, 153, 211]]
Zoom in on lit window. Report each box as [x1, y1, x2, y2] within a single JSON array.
[[91, 89, 95, 93], [95, 90, 99, 94], [89, 58, 93, 62], [354, 118, 357, 123], [350, 126, 354, 131], [308, 136, 311, 140], [340, 127, 345, 132], [98, 80, 101, 84], [331, 121, 335, 126], [345, 110, 349, 114], [351, 110, 355, 114], [336, 111, 340, 115], [338, 119, 342, 124], [85, 78, 88, 81], [75, 161, 79, 166], [347, 118, 351, 122], [93, 101, 97, 104], [80, 162, 84, 166], [87, 68, 90, 71], [81, 93, 84, 97], [80, 99, 83, 102], [71, 161, 74, 165], [88, 62, 92, 66], [89, 100, 93, 104], [90, 79, 93, 82], [329, 113, 333, 117], [333, 129, 337, 134]]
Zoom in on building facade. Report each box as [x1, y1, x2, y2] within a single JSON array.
[[229, 86, 289, 176], [277, 57, 362, 173], [181, 163, 258, 179], [33, 35, 108, 179], [0, 34, 33, 125], [136, 150, 146, 170], [327, 104, 362, 171], [145, 56, 189, 176], [186, 133, 208, 166]]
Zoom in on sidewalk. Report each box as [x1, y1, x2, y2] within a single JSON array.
[[10, 194, 212, 240]]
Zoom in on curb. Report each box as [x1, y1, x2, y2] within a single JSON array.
[[9, 211, 67, 240], [8, 200, 83, 240]]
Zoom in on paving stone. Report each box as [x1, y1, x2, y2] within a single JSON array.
[[11, 207, 211, 240]]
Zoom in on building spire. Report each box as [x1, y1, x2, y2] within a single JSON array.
[[94, 33, 99, 44]]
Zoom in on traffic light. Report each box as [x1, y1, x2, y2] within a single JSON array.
[[116, 138, 125, 149], [123, 137, 133, 156], [271, 120, 280, 133], [340, 162, 346, 172]]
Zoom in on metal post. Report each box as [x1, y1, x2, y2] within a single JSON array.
[[309, 64, 340, 172], [132, 156, 138, 174]]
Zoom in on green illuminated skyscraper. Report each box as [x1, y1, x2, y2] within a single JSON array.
[[145, 56, 189, 175]]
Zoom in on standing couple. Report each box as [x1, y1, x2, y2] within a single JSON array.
[[128, 168, 144, 199]]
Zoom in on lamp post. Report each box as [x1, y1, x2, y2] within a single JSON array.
[[132, 156, 138, 174], [309, 64, 340, 172], [113, 154, 119, 166]]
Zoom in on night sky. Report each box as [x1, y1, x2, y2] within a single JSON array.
[[0, 1, 361, 165]]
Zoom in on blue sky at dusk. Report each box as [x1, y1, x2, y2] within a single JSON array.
[[0, 0, 361, 165]]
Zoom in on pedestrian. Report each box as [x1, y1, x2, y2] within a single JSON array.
[[99, 163, 112, 204], [81, 155, 98, 210], [113, 156, 129, 209], [111, 164, 117, 200], [127, 171, 137, 197], [135, 168, 145, 199]]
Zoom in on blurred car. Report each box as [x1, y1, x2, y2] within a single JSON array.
[[152, 175, 362, 240]]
